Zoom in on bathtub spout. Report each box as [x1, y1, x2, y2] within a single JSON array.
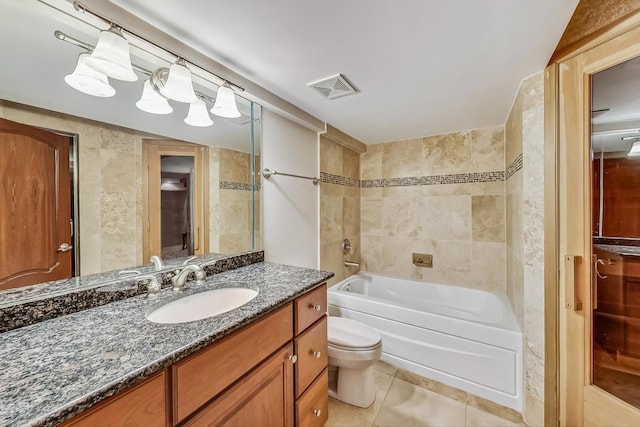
[[344, 261, 360, 268]]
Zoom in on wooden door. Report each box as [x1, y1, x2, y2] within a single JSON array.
[[0, 117, 72, 289], [142, 140, 208, 262], [557, 24, 640, 426]]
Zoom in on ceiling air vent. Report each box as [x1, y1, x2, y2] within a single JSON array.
[[308, 74, 357, 100]]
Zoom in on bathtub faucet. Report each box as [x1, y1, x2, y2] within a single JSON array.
[[344, 261, 360, 268]]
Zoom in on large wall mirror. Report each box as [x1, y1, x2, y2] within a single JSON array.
[[0, 0, 262, 290], [591, 56, 640, 408]]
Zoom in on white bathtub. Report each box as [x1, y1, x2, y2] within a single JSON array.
[[327, 272, 522, 411]]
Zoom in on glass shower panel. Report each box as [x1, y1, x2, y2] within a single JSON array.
[[591, 57, 640, 409]]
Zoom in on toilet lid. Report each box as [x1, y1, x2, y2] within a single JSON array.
[[328, 317, 381, 349]]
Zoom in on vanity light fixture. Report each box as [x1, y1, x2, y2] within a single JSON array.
[[64, 53, 116, 97], [57, 2, 247, 127], [136, 79, 173, 114], [84, 25, 138, 82], [184, 99, 214, 127], [211, 85, 241, 118], [152, 60, 198, 103]]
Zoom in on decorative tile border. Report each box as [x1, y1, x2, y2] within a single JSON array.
[[362, 171, 504, 188], [219, 181, 261, 191], [320, 170, 506, 188], [320, 172, 360, 187], [320, 152, 526, 188], [505, 153, 523, 180]]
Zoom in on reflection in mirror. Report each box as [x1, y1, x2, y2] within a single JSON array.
[[0, 0, 262, 291], [161, 155, 195, 259], [591, 56, 640, 408]]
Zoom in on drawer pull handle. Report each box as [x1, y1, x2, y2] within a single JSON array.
[[313, 351, 322, 359], [289, 354, 297, 364], [313, 409, 322, 417], [311, 304, 321, 311]]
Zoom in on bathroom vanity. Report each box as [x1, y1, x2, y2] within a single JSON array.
[[0, 261, 331, 426]]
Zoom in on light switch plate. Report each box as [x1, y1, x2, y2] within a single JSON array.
[[412, 253, 433, 268]]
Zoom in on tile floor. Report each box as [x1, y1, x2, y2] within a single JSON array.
[[326, 361, 526, 427]]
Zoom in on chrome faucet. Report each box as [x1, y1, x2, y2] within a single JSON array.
[[150, 255, 165, 271], [171, 264, 206, 291]]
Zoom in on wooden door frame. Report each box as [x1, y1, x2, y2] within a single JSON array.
[[546, 13, 640, 426], [142, 139, 209, 262]]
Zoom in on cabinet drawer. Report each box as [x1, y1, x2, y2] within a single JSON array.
[[295, 283, 327, 335], [173, 304, 293, 423], [63, 371, 167, 427], [295, 316, 328, 397], [184, 344, 294, 427], [296, 369, 328, 427]]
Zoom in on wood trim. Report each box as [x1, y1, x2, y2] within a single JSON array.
[[142, 139, 208, 261], [543, 62, 559, 427], [556, 21, 640, 426], [549, 9, 640, 65]]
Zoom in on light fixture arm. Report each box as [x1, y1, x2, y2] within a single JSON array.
[[71, 1, 244, 93], [55, 30, 153, 77]]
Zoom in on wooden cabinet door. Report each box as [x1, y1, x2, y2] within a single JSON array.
[[62, 371, 167, 427], [0, 117, 72, 289], [184, 344, 294, 427]]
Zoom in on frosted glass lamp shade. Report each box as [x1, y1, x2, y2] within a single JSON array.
[[628, 141, 640, 157], [184, 99, 213, 127], [211, 85, 241, 118], [85, 25, 138, 82], [136, 80, 173, 114], [159, 60, 198, 103], [64, 53, 116, 97]]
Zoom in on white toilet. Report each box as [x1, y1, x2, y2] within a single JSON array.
[[327, 316, 383, 408]]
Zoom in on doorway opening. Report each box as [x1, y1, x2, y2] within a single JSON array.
[[143, 140, 208, 263]]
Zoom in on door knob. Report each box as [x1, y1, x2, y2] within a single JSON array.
[[57, 243, 73, 252]]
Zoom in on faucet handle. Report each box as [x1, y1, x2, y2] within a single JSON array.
[[182, 255, 197, 265], [137, 274, 161, 296], [150, 255, 165, 271]]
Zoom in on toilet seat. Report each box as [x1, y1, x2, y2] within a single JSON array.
[[328, 316, 381, 349]]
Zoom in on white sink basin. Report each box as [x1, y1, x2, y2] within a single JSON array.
[[146, 287, 258, 324]]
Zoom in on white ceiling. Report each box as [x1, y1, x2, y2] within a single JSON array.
[[111, 0, 578, 144]]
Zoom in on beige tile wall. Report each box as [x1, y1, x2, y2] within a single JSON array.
[[360, 126, 506, 292], [505, 71, 545, 426], [320, 136, 361, 286], [209, 147, 257, 254], [0, 100, 144, 275]]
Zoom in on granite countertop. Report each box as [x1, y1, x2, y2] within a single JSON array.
[[0, 262, 333, 427], [594, 244, 640, 258]]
